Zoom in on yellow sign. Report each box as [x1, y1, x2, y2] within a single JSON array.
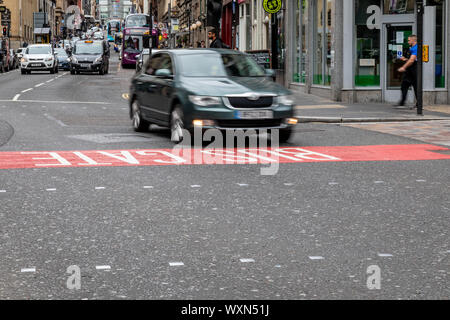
[[423, 45, 429, 63], [263, 0, 282, 14]]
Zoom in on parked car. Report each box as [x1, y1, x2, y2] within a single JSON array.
[[70, 39, 110, 75], [129, 49, 296, 143], [0, 38, 11, 73], [20, 44, 58, 74], [9, 49, 19, 69], [16, 47, 25, 59]]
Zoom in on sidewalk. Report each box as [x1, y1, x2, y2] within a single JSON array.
[[293, 93, 450, 123]]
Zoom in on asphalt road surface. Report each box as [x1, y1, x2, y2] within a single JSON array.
[[0, 53, 449, 300]]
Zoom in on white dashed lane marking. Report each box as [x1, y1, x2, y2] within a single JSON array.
[[377, 253, 393, 257], [309, 256, 324, 260], [0, 190, 6, 193], [21, 88, 33, 93], [190, 185, 201, 188], [95, 265, 111, 271], [35, 83, 44, 87], [237, 183, 248, 187], [95, 187, 105, 190], [169, 262, 184, 267], [143, 186, 153, 189], [21, 267, 36, 273], [46, 188, 56, 191], [240, 258, 255, 263], [12, 94, 20, 101]]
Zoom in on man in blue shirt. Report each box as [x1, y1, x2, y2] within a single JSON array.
[[396, 35, 418, 108]]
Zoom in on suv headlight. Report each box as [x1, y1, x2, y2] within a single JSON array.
[[45, 56, 53, 61], [94, 56, 102, 63], [188, 95, 221, 107], [21, 57, 28, 63], [277, 95, 295, 105]]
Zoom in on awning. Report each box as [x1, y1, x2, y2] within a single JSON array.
[[34, 28, 50, 34]]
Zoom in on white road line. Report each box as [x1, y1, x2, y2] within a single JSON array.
[[328, 182, 339, 185], [46, 188, 56, 191], [21, 88, 33, 93], [96, 265, 111, 270], [21, 267, 36, 273], [46, 79, 54, 83], [0, 99, 111, 104], [35, 83, 44, 87], [95, 187, 105, 190], [416, 179, 426, 182], [169, 262, 184, 266], [0, 190, 6, 193], [377, 253, 393, 257], [308, 256, 324, 260], [374, 181, 384, 184], [43, 113, 67, 127], [237, 183, 248, 186], [143, 186, 153, 189], [284, 183, 294, 186], [12, 94, 20, 101], [240, 258, 255, 263], [190, 185, 201, 188]]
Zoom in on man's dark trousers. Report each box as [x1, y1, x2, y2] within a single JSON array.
[[399, 64, 418, 106]]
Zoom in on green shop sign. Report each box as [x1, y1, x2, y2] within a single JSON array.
[[263, 0, 282, 14]]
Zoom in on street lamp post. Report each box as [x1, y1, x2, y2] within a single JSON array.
[[416, 0, 424, 115]]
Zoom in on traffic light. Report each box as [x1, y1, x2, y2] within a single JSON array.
[[426, 0, 444, 5], [2, 26, 6, 36], [207, 0, 222, 28]]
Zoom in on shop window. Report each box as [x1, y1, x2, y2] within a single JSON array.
[[293, 0, 307, 83], [313, 0, 332, 86], [313, 0, 324, 85], [435, 2, 445, 88], [355, 0, 381, 87], [383, 0, 414, 14]]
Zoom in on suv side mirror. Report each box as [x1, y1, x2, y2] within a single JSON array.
[[155, 68, 172, 78], [265, 69, 276, 77]]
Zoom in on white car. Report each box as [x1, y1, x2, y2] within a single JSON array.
[[93, 31, 104, 39], [20, 44, 58, 74]]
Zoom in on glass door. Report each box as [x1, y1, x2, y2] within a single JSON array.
[[383, 24, 415, 103]]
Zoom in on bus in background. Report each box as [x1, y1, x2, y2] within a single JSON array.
[[107, 20, 121, 42], [121, 14, 152, 68]]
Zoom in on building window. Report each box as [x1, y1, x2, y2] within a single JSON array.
[[313, 0, 324, 85], [313, 0, 331, 86], [355, 0, 381, 87], [293, 0, 307, 83], [383, 0, 414, 14], [246, 3, 251, 50], [435, 1, 445, 88]]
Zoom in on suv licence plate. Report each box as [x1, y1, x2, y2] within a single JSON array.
[[81, 64, 90, 68], [235, 110, 273, 119], [30, 63, 41, 67]]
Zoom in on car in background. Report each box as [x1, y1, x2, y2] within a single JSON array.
[[93, 31, 104, 40], [9, 49, 19, 69], [0, 38, 11, 73], [55, 47, 70, 70], [129, 49, 296, 143], [20, 44, 58, 74], [70, 40, 110, 75], [16, 47, 25, 59]]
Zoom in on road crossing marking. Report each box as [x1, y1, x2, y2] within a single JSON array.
[[309, 256, 324, 260], [377, 253, 393, 257], [0, 145, 449, 170], [12, 94, 20, 101], [240, 258, 255, 263]]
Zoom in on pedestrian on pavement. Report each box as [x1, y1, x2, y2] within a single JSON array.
[[396, 34, 418, 108], [208, 28, 229, 48], [200, 40, 206, 48]]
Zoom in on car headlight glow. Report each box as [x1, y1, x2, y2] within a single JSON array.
[[45, 57, 53, 61], [21, 57, 28, 63], [278, 95, 295, 105], [188, 95, 221, 107], [94, 57, 102, 63]]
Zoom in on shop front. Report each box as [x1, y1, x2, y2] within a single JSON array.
[[287, 0, 449, 105]]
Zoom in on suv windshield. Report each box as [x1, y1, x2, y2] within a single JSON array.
[[27, 46, 52, 54], [179, 53, 266, 77], [74, 43, 103, 55]]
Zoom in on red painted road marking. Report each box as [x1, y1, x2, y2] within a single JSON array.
[[0, 145, 448, 170]]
